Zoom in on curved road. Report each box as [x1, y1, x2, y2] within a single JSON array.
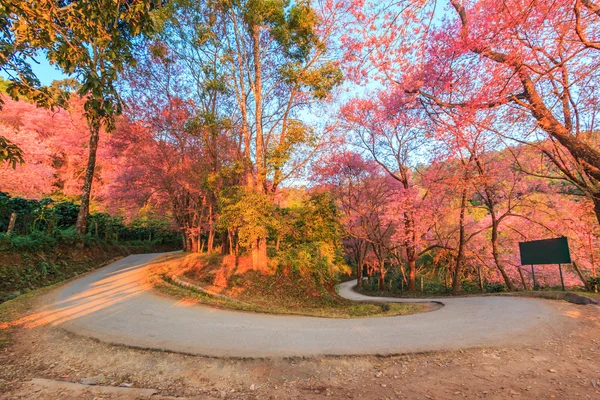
[[36, 253, 561, 358]]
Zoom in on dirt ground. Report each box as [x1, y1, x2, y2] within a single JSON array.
[[0, 292, 599, 400]]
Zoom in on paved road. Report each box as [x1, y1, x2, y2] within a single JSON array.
[[41, 253, 562, 358]]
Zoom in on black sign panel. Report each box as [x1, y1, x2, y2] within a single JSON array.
[[519, 237, 571, 265]]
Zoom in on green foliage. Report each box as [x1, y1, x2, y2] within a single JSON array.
[[274, 191, 349, 284], [220, 187, 276, 248], [0, 135, 24, 168], [242, 0, 321, 62], [0, 238, 181, 303], [460, 279, 482, 294], [52, 201, 80, 228], [0, 231, 56, 252], [588, 277, 600, 292], [0, 193, 180, 244], [1, 0, 162, 131], [484, 282, 507, 293], [280, 60, 343, 99], [56, 227, 83, 245], [270, 0, 320, 60]]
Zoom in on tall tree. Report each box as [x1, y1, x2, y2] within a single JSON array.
[[144, 0, 343, 266], [1, 0, 162, 233]]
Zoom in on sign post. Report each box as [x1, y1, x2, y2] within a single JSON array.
[[519, 237, 571, 291], [558, 264, 565, 291]]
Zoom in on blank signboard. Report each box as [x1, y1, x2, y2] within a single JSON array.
[[519, 237, 571, 265]]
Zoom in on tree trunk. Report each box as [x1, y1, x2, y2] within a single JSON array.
[[572, 262, 593, 292], [75, 125, 100, 235], [407, 258, 416, 291], [404, 209, 417, 291], [491, 222, 515, 291], [593, 195, 600, 225], [248, 23, 269, 270], [230, 229, 236, 256], [589, 232, 597, 287], [474, 154, 515, 292], [353, 240, 366, 289], [452, 185, 468, 294], [518, 266, 529, 291], [398, 265, 408, 291], [207, 228, 215, 254], [6, 212, 16, 234], [182, 234, 189, 252], [378, 269, 386, 291], [356, 250, 364, 290], [357, 261, 363, 289], [252, 24, 265, 189], [252, 237, 268, 271], [477, 265, 484, 291], [221, 230, 230, 255], [191, 234, 200, 253]]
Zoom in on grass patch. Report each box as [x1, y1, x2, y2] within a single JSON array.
[[152, 254, 434, 318], [574, 291, 600, 301], [357, 287, 598, 305]]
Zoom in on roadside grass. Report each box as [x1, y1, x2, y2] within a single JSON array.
[[157, 278, 432, 318], [357, 287, 598, 305], [0, 242, 178, 303], [575, 291, 600, 301], [151, 254, 435, 318]]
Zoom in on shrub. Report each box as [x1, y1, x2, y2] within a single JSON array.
[[53, 201, 80, 228], [8, 231, 56, 252], [461, 279, 481, 294], [56, 227, 83, 245], [484, 282, 507, 293], [422, 281, 449, 295]]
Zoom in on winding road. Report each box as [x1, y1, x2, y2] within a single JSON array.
[[35, 253, 563, 358]]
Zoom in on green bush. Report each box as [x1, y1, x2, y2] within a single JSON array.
[[588, 277, 600, 292], [461, 279, 481, 294], [422, 281, 449, 295], [56, 227, 84, 245], [0, 193, 180, 244], [53, 201, 80, 228], [484, 282, 507, 293], [6, 231, 56, 252]]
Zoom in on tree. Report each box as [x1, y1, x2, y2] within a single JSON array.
[[316, 151, 401, 289], [1, 0, 163, 234], [340, 91, 434, 291], [347, 0, 600, 224], [131, 0, 343, 266], [0, 95, 93, 199]]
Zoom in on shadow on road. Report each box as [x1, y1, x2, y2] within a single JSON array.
[[0, 260, 152, 330]]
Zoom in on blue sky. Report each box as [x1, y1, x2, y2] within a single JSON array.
[[1, 56, 68, 86]]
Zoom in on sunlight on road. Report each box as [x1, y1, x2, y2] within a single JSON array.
[[563, 310, 600, 328], [173, 298, 200, 307], [0, 262, 152, 329]]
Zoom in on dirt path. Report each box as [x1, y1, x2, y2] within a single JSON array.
[[35, 253, 563, 357]]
